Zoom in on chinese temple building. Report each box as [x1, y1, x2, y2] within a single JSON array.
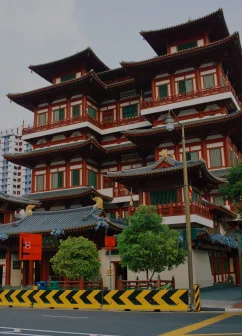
[[1, 8, 242, 288]]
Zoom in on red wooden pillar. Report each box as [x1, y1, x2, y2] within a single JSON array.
[[216, 63, 222, 87], [151, 79, 156, 100], [31, 172, 35, 193], [66, 99, 71, 120], [34, 108, 38, 127], [5, 248, 11, 286], [116, 101, 120, 123], [82, 158, 87, 186], [48, 104, 52, 124], [154, 148, 159, 162], [170, 73, 176, 100], [201, 138, 207, 163], [46, 165, 50, 191], [139, 192, 143, 205], [195, 68, 201, 92], [145, 192, 150, 205], [82, 96, 87, 116], [174, 143, 180, 160], [224, 136, 230, 167], [66, 161, 70, 188], [28, 261, 34, 285]]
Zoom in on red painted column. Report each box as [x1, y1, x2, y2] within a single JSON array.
[[28, 261, 34, 285], [154, 148, 159, 162], [46, 165, 50, 191], [201, 139, 207, 163], [139, 192, 143, 205], [82, 158, 87, 186], [66, 99, 71, 120], [151, 79, 156, 100], [224, 136, 230, 167], [174, 143, 180, 160], [216, 63, 222, 87], [48, 104, 52, 124], [34, 108, 38, 127], [145, 192, 150, 205], [31, 172, 35, 193], [170, 73, 176, 100], [82, 96, 87, 116], [195, 68, 201, 92], [5, 248, 11, 286], [66, 162, 70, 188], [116, 101, 120, 123]]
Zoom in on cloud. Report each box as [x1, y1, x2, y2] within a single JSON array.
[[0, 0, 90, 129]]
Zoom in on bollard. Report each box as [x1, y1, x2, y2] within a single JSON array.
[[194, 284, 201, 311]]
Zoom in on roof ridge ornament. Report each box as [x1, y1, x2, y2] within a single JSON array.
[[161, 149, 168, 158]]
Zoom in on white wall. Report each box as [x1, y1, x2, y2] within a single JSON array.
[[193, 249, 213, 288], [10, 254, 21, 287]]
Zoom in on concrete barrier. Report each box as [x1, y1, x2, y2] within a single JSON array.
[[0, 288, 190, 311]]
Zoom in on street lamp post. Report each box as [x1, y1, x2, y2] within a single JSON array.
[[165, 110, 194, 310]]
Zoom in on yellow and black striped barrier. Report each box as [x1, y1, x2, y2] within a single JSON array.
[[0, 289, 189, 311], [194, 284, 201, 311]]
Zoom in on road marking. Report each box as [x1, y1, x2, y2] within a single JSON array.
[[160, 313, 242, 336], [43, 315, 88, 319], [0, 327, 120, 336]]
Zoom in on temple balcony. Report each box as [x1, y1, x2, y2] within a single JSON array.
[[22, 114, 149, 140], [140, 84, 241, 116], [130, 202, 213, 228]]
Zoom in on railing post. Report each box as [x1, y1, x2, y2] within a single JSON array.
[[136, 276, 141, 290], [100, 277, 103, 290], [118, 276, 123, 291], [80, 278, 85, 290], [172, 276, 175, 289], [157, 274, 161, 290]]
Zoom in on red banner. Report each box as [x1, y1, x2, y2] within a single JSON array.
[[19, 233, 42, 260]]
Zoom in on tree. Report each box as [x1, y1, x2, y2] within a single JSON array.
[[219, 163, 242, 213], [50, 236, 101, 280], [117, 205, 186, 280]]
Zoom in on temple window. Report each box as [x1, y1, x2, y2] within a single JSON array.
[[60, 73, 76, 82], [150, 189, 178, 205], [103, 110, 114, 124], [158, 84, 168, 98], [38, 113, 47, 126], [88, 106, 97, 119], [108, 212, 116, 219], [192, 190, 199, 202], [53, 108, 65, 122], [103, 176, 114, 188], [178, 79, 193, 94], [72, 105, 80, 118], [203, 74, 215, 89], [213, 196, 224, 206], [229, 149, 234, 167], [71, 169, 80, 187], [186, 151, 199, 161], [123, 104, 138, 119], [36, 175, 45, 191], [51, 172, 64, 189], [88, 170, 97, 188], [178, 41, 197, 52], [210, 148, 222, 167]]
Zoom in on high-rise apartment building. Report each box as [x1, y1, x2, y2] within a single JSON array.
[[0, 127, 32, 196]]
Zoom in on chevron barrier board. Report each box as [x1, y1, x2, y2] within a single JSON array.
[[0, 289, 189, 311]]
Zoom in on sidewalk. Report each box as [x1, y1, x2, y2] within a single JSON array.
[[201, 286, 242, 311]]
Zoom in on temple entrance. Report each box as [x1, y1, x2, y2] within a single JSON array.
[[113, 262, 127, 289], [35, 261, 41, 283]]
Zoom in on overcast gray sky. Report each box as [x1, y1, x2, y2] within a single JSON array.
[[0, 0, 241, 130]]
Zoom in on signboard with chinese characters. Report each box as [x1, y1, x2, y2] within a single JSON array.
[[19, 233, 42, 260]]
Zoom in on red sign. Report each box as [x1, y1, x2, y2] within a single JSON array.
[[105, 236, 116, 250], [19, 233, 42, 260]]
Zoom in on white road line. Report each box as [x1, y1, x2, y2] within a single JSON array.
[[43, 315, 88, 319], [0, 327, 120, 336]]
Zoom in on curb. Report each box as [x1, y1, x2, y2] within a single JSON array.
[[225, 308, 242, 313], [201, 307, 225, 312]]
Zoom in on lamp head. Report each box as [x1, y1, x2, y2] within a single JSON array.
[[165, 111, 175, 131]]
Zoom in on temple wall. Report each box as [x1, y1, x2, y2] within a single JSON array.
[[10, 254, 21, 287]]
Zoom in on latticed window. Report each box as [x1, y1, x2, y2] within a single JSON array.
[[71, 169, 80, 186], [36, 175, 44, 191], [60, 74, 76, 82], [150, 189, 178, 205], [51, 172, 63, 189], [186, 151, 199, 161], [159, 84, 168, 98], [210, 148, 222, 167], [103, 176, 113, 188], [88, 106, 97, 119], [123, 104, 138, 119], [72, 105, 80, 118], [203, 74, 215, 89], [178, 79, 193, 94], [88, 170, 97, 188], [178, 41, 196, 52], [38, 113, 47, 126], [103, 111, 114, 124], [53, 108, 65, 122]]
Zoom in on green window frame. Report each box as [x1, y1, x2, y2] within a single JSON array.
[[203, 74, 215, 89], [150, 189, 178, 205], [53, 108, 65, 122], [60, 74, 76, 82], [229, 149, 234, 167], [109, 212, 116, 219], [71, 169, 80, 186], [88, 170, 97, 189], [210, 148, 222, 167], [178, 41, 197, 52], [192, 191, 199, 202], [72, 105, 80, 118], [88, 106, 97, 119], [159, 84, 168, 98], [186, 151, 199, 161], [123, 104, 138, 119], [178, 79, 193, 94], [51, 172, 63, 189]]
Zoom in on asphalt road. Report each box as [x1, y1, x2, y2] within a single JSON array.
[[0, 308, 241, 336]]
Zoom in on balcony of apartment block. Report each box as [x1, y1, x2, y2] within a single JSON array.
[[22, 114, 146, 137], [140, 83, 241, 116], [130, 202, 213, 228]]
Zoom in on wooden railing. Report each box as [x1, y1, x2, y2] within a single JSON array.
[[140, 84, 241, 110], [22, 115, 145, 135], [118, 276, 175, 290], [113, 187, 131, 197], [130, 202, 212, 220]]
